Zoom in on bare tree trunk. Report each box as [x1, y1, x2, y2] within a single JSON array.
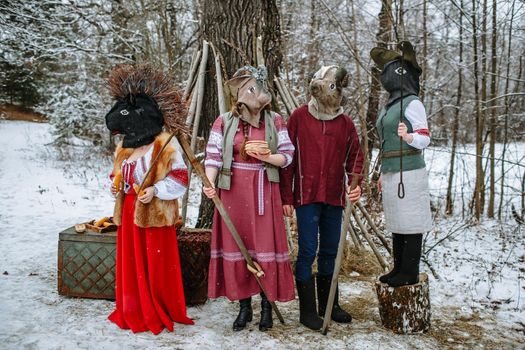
[[366, 0, 393, 158], [487, 0, 497, 218], [498, 0, 517, 219], [445, 0, 464, 216], [480, 0, 488, 213], [420, 0, 428, 103], [305, 0, 320, 82], [471, 0, 484, 220], [195, 0, 282, 228]]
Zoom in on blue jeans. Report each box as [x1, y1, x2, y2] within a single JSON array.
[[295, 203, 343, 282]]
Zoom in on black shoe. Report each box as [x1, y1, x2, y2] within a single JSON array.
[[259, 292, 273, 331], [379, 233, 404, 283], [316, 274, 352, 324], [296, 277, 323, 330], [388, 234, 422, 287], [233, 297, 252, 331]]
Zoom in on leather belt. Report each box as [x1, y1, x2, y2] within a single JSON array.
[[382, 149, 422, 158]]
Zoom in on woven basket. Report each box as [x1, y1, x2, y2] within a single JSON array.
[[177, 228, 211, 305]]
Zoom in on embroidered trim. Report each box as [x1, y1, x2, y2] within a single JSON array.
[[414, 128, 431, 137], [210, 249, 290, 263]]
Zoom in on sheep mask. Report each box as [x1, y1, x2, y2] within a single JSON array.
[[308, 65, 348, 121]]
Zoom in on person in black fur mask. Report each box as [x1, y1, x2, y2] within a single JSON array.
[[105, 64, 194, 334], [370, 42, 433, 288]]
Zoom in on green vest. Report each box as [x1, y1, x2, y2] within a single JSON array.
[[376, 95, 426, 173], [217, 110, 280, 190]]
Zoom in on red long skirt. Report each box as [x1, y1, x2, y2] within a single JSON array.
[[108, 192, 194, 334]]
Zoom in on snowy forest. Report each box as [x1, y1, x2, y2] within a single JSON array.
[[0, 0, 524, 349]]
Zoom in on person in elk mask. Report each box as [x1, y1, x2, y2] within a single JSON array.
[[371, 41, 432, 288], [202, 66, 295, 332], [280, 66, 364, 330]]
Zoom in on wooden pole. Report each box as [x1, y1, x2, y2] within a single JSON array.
[[178, 135, 285, 324], [280, 78, 300, 108], [356, 202, 392, 255], [183, 49, 202, 101], [321, 176, 359, 335], [190, 41, 209, 152], [274, 78, 293, 115], [182, 41, 209, 224], [347, 218, 362, 250], [285, 217, 295, 253], [352, 207, 388, 269], [256, 35, 265, 66], [210, 43, 227, 114]]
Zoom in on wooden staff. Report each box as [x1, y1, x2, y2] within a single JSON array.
[[321, 173, 360, 335], [285, 216, 295, 253]]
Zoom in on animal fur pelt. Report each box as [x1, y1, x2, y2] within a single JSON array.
[[107, 63, 189, 137], [112, 132, 180, 228]]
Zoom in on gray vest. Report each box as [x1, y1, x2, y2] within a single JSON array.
[[217, 111, 280, 190]]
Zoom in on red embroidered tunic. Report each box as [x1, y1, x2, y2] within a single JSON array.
[[280, 105, 364, 208]]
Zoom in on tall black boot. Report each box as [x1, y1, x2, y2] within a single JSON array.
[[379, 233, 404, 283], [316, 274, 352, 323], [296, 277, 323, 330], [233, 297, 252, 331], [387, 234, 422, 287], [258, 292, 273, 331]]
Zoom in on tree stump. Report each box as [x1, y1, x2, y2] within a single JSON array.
[[375, 273, 431, 334]]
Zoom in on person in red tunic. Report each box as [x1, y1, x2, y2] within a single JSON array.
[[203, 66, 295, 332], [104, 65, 193, 334], [280, 66, 364, 330]]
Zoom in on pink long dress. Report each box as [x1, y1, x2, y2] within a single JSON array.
[[205, 113, 296, 302]]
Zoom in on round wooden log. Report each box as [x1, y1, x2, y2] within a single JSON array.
[[375, 273, 431, 334]]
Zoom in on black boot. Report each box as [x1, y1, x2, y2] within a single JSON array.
[[316, 274, 352, 323], [387, 234, 422, 287], [233, 297, 252, 331], [258, 292, 273, 331], [296, 277, 323, 330], [379, 233, 404, 283]]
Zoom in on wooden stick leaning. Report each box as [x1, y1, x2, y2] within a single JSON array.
[[181, 41, 209, 224], [321, 174, 360, 335], [182, 49, 202, 102], [280, 78, 300, 109], [274, 79, 292, 115], [351, 207, 388, 269], [355, 202, 392, 255], [347, 217, 363, 251]]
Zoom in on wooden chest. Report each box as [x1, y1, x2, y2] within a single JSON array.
[[57, 227, 117, 299]]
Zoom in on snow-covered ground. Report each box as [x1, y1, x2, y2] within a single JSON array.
[[0, 120, 523, 349]]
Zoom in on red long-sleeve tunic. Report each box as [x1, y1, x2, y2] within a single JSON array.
[[280, 105, 364, 208]]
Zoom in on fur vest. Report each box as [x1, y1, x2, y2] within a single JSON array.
[[112, 132, 179, 228]]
